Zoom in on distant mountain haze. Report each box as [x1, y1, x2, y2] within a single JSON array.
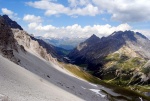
[[36, 36, 85, 50]]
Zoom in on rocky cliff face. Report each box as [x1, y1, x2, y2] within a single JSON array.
[[0, 15, 61, 65], [0, 15, 19, 63], [68, 31, 150, 85], [12, 29, 57, 63], [30, 36, 69, 59]]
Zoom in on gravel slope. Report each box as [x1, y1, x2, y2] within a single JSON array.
[[0, 49, 108, 101]]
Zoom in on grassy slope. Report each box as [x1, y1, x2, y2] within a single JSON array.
[[102, 53, 147, 85], [60, 62, 150, 101]]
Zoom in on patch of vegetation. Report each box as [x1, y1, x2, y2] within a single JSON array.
[[103, 74, 115, 80], [105, 53, 145, 69], [60, 62, 150, 101], [142, 66, 150, 75], [136, 85, 150, 92], [102, 89, 132, 101], [78, 64, 88, 68], [105, 53, 120, 61], [92, 53, 148, 87], [60, 62, 101, 83], [56, 48, 71, 56], [96, 53, 150, 99]]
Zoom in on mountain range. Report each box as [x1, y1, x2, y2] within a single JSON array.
[[68, 31, 150, 85], [0, 15, 150, 101]]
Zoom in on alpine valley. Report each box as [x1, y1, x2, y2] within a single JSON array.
[[0, 15, 150, 101]]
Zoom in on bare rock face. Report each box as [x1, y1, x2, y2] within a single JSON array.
[[12, 29, 57, 63], [0, 15, 60, 65], [0, 16, 19, 63], [0, 16, 14, 49]]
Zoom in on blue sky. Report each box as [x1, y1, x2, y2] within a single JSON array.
[[0, 0, 150, 38]]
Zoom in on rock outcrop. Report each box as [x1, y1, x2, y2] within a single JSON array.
[[0, 15, 19, 63], [12, 29, 57, 63]]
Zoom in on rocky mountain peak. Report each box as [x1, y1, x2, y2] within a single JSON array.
[[2, 15, 23, 30], [135, 32, 148, 40], [84, 34, 100, 44], [85, 34, 100, 43], [75, 34, 100, 51], [110, 30, 148, 42], [110, 31, 135, 40], [91, 34, 98, 38]]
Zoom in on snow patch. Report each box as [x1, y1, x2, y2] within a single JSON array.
[[139, 97, 143, 101], [89, 89, 106, 98], [88, 83, 98, 87], [81, 86, 86, 89]]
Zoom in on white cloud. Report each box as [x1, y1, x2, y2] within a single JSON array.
[[28, 22, 38, 29], [92, 0, 150, 22], [23, 14, 42, 23], [26, 0, 99, 16], [68, 0, 90, 7], [68, 0, 78, 7], [1, 8, 13, 15], [1, 8, 20, 20], [26, 0, 150, 22], [27, 23, 132, 38]]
